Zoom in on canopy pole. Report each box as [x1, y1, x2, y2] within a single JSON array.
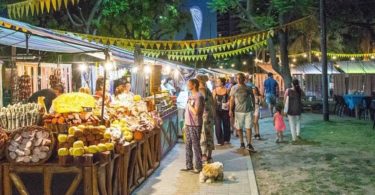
[[101, 49, 109, 124]]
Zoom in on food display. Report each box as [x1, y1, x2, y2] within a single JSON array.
[[0, 103, 40, 132], [18, 74, 32, 102], [52, 92, 96, 113], [57, 125, 114, 158], [0, 128, 9, 159], [146, 92, 177, 116], [6, 126, 54, 164], [43, 112, 100, 126]]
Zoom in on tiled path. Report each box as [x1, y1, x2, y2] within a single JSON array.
[[133, 136, 259, 195]]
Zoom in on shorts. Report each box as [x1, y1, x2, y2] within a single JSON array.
[[234, 112, 253, 130], [265, 93, 276, 105]]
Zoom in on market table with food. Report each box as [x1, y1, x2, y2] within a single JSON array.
[[0, 91, 176, 195]]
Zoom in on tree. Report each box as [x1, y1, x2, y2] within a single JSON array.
[[0, 0, 189, 39], [209, 0, 314, 88]]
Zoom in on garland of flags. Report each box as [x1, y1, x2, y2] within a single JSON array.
[[287, 51, 375, 59], [58, 29, 275, 51], [7, 0, 80, 18]]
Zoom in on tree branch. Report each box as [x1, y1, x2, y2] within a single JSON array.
[[77, 7, 87, 24], [235, 0, 262, 30], [66, 9, 84, 27], [87, 0, 103, 27]]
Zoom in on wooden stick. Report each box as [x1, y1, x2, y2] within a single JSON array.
[[9, 172, 28, 195], [3, 165, 12, 195]]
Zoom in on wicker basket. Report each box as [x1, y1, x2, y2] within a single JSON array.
[[5, 126, 55, 165]]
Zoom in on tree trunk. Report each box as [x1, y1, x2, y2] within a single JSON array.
[[320, 0, 329, 121], [278, 15, 292, 90]]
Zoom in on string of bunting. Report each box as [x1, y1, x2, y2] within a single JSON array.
[[286, 51, 375, 59], [58, 29, 275, 51], [7, 0, 80, 18]]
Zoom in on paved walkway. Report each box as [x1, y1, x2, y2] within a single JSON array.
[[133, 136, 259, 195]]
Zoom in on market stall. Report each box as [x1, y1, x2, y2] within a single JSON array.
[[0, 17, 182, 195]]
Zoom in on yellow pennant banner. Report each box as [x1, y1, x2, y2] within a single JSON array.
[[288, 51, 375, 59], [7, 0, 80, 19]]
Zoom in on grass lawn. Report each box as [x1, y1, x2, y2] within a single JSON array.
[[252, 113, 375, 195]]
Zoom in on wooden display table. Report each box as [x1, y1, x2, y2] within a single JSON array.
[[0, 153, 119, 195], [160, 109, 179, 157]]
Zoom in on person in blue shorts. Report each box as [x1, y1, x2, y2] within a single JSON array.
[[263, 72, 278, 115]]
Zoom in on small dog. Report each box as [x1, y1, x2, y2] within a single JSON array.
[[199, 162, 224, 183]]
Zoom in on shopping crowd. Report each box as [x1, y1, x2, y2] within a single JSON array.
[[182, 72, 304, 173]]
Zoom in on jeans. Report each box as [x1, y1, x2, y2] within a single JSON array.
[[215, 110, 231, 144], [287, 115, 301, 141]]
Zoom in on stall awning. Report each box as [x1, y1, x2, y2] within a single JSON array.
[[211, 68, 246, 76], [258, 62, 340, 75], [0, 17, 105, 53], [336, 61, 375, 74]]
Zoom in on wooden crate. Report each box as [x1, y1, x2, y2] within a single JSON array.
[[0, 156, 118, 195]]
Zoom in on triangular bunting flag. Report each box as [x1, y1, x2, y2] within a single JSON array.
[[168, 42, 174, 50], [46, 0, 51, 13], [30, 2, 35, 16], [156, 43, 161, 50], [51, 0, 57, 11], [25, 3, 29, 17], [20, 4, 24, 17], [57, 0, 62, 10], [63, 0, 69, 9], [40, 0, 45, 14]]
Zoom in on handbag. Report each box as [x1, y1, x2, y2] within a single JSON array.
[[284, 89, 290, 114]]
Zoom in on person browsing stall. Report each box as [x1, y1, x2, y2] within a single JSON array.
[[229, 73, 256, 152]]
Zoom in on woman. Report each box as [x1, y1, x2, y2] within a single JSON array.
[[196, 74, 215, 163], [95, 77, 111, 104], [213, 77, 231, 145], [181, 79, 205, 173], [253, 87, 262, 140], [284, 79, 304, 142]]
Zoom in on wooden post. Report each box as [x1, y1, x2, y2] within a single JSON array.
[[320, 0, 329, 121]]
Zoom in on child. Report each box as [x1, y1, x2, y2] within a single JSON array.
[[274, 104, 286, 143]]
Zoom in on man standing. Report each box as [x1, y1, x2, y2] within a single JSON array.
[[229, 73, 256, 152], [181, 79, 205, 173], [263, 72, 278, 115]]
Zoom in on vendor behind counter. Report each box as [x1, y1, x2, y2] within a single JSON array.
[[28, 84, 64, 111]]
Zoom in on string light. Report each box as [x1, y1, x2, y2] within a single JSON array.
[[79, 63, 87, 72], [350, 57, 355, 61], [332, 56, 337, 60], [105, 61, 114, 71], [144, 65, 152, 74], [242, 61, 247, 65], [292, 58, 297, 63], [220, 66, 223, 69], [371, 56, 375, 59], [303, 54, 307, 58], [231, 64, 235, 67]]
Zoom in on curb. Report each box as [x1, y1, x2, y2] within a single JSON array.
[[247, 152, 260, 195]]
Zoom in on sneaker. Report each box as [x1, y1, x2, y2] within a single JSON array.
[[180, 168, 193, 172], [240, 143, 245, 149], [247, 144, 256, 152]]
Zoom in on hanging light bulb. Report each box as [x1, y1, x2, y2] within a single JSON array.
[[242, 61, 247, 65], [292, 58, 297, 63], [371, 55, 375, 59], [105, 61, 114, 71], [303, 53, 307, 58], [144, 65, 152, 74], [79, 63, 87, 72], [220, 66, 223, 69], [231, 64, 235, 67], [350, 57, 355, 61], [332, 56, 337, 60]]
